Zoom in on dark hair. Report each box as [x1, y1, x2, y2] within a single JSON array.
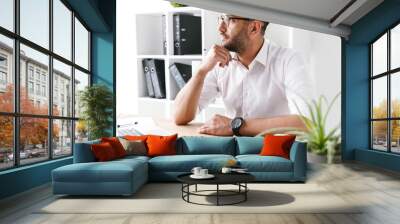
[[260, 21, 269, 35]]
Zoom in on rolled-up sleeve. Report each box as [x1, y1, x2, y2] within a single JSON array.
[[197, 68, 220, 113], [284, 52, 315, 117]]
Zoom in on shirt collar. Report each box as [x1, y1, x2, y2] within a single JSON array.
[[253, 39, 268, 67], [232, 39, 268, 68]]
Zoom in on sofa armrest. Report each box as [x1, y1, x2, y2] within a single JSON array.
[[289, 141, 307, 181], [73, 140, 100, 163]]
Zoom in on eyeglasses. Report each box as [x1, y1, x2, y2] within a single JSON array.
[[218, 15, 252, 26]]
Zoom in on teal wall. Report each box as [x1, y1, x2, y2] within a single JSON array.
[[0, 158, 72, 199], [0, 0, 116, 200], [343, 0, 400, 171], [91, 0, 116, 136]]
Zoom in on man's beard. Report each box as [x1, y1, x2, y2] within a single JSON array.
[[222, 30, 248, 53]]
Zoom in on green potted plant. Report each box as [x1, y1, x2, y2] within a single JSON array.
[[295, 93, 341, 164], [79, 84, 113, 140]]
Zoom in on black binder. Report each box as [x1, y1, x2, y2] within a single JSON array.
[[173, 14, 202, 55], [147, 59, 166, 99], [142, 59, 155, 97], [169, 63, 192, 89]]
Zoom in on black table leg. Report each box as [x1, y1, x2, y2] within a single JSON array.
[[217, 184, 219, 206], [181, 184, 183, 199], [187, 184, 190, 202], [195, 184, 197, 192], [245, 183, 247, 201]]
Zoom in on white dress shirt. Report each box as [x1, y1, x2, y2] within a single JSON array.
[[198, 39, 314, 119]]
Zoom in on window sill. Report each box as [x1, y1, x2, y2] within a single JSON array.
[[0, 156, 72, 175]]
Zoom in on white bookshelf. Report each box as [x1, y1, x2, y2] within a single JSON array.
[[134, 6, 225, 122]]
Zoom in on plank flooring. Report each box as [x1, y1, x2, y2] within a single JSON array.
[[1, 162, 400, 224]]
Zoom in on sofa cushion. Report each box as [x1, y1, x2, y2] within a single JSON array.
[[260, 134, 296, 159], [235, 137, 263, 155], [118, 138, 147, 156], [91, 142, 118, 161], [115, 155, 150, 163], [52, 159, 147, 183], [101, 137, 127, 158], [147, 134, 178, 157], [176, 136, 236, 155], [148, 154, 235, 172], [124, 135, 149, 141], [236, 155, 293, 172]]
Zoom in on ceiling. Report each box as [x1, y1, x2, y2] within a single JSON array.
[[165, 0, 384, 38]]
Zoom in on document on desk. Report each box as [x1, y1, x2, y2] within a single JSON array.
[[117, 117, 174, 136]]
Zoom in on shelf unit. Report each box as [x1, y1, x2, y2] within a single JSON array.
[[134, 6, 225, 122]]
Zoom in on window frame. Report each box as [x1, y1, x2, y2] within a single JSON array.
[[0, 0, 92, 171], [370, 21, 400, 154]]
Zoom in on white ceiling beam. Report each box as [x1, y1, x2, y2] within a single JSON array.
[[165, 0, 351, 38], [330, 0, 368, 27]]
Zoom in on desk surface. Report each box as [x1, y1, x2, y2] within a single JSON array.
[[155, 119, 207, 136]]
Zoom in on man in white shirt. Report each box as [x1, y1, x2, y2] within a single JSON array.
[[174, 14, 313, 136]]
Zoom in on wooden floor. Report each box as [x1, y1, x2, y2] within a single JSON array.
[[1, 162, 400, 224]]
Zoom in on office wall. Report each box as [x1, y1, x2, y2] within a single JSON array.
[[117, 0, 342, 134], [343, 0, 400, 170], [116, 0, 171, 117]]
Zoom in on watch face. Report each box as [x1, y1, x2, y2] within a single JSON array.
[[232, 118, 242, 129]]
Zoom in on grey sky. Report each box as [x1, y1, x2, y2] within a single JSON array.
[[0, 0, 13, 31]]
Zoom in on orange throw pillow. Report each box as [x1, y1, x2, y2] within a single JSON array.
[[146, 134, 178, 157], [101, 137, 127, 158], [91, 142, 117, 161], [259, 134, 296, 159]]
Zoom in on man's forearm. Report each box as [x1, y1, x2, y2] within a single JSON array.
[[239, 115, 307, 136], [173, 69, 208, 125]]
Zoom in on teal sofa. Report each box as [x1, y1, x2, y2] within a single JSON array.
[[52, 136, 307, 196]]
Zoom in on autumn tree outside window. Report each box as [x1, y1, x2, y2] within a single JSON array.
[[0, 0, 91, 170]]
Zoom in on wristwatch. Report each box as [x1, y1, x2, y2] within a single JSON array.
[[231, 117, 244, 136]]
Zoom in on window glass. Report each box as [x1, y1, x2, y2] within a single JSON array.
[[53, 59, 72, 117], [20, 44, 49, 115], [74, 69, 89, 118], [53, 0, 72, 60], [75, 120, 88, 143], [391, 72, 400, 118], [19, 117, 49, 165], [391, 24, 400, 70], [1, 0, 93, 168], [372, 34, 387, 76], [0, 0, 14, 31], [372, 121, 388, 151], [0, 116, 13, 170], [20, 0, 49, 49], [0, 34, 14, 113], [74, 18, 89, 69], [53, 119, 72, 158], [391, 120, 400, 153], [372, 77, 387, 119]]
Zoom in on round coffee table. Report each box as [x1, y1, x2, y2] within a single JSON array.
[[177, 173, 255, 206]]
